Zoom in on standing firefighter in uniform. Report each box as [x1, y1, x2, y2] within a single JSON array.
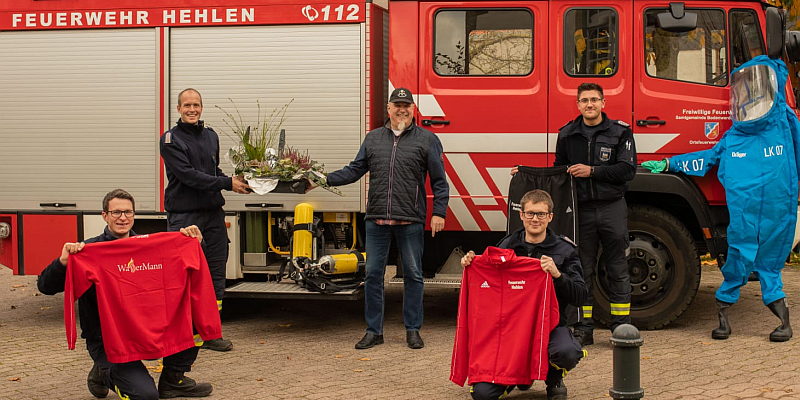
[[643, 55, 795, 342], [160, 88, 251, 352], [554, 82, 637, 346], [326, 87, 450, 350]]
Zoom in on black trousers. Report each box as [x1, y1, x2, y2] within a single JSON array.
[[507, 165, 577, 241], [470, 326, 584, 400], [87, 339, 198, 400], [574, 198, 631, 332], [167, 208, 228, 301]]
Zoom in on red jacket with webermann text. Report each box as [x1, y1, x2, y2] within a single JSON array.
[[64, 232, 221, 363]]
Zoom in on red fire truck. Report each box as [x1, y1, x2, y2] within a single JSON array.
[[1, 0, 796, 329]]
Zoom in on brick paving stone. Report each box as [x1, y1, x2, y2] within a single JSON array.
[[1, 263, 799, 399]]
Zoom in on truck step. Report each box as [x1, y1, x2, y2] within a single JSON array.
[[225, 281, 363, 300], [388, 273, 462, 289]]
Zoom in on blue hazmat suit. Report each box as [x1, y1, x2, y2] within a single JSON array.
[[668, 56, 800, 306]]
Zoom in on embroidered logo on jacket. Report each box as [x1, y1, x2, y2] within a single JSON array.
[[508, 280, 526, 290], [117, 258, 163, 274]]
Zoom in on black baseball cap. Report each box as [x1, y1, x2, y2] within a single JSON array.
[[389, 87, 414, 104]]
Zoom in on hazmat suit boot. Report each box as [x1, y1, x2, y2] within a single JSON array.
[[545, 366, 567, 400], [712, 300, 733, 340], [157, 367, 213, 398], [87, 363, 108, 398], [766, 298, 793, 342]]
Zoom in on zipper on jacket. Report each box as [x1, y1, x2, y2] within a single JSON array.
[[588, 137, 596, 201], [387, 135, 400, 219]]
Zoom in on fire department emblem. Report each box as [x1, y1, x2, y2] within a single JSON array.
[[705, 122, 720, 140], [599, 146, 612, 162], [398, 89, 408, 98]]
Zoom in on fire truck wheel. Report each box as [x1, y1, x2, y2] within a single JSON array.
[[594, 205, 701, 330]]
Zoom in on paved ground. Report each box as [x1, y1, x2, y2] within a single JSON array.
[[0, 263, 798, 400]]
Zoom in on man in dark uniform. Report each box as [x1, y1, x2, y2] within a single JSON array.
[[461, 190, 587, 400], [554, 82, 637, 346], [159, 88, 251, 352], [38, 189, 213, 399], [327, 87, 449, 350]]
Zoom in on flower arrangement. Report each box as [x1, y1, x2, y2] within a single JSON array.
[[216, 99, 341, 195]]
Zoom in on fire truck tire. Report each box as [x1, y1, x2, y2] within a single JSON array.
[[593, 205, 701, 330]]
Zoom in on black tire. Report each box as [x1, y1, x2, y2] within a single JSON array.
[[594, 205, 701, 330]]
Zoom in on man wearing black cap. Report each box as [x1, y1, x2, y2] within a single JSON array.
[[327, 87, 450, 350]]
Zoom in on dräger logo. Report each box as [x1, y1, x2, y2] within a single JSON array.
[[117, 258, 163, 274], [732, 152, 747, 158]]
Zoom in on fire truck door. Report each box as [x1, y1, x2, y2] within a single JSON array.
[[546, 2, 633, 165], [418, 1, 548, 231]]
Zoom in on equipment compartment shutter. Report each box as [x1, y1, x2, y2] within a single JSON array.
[[0, 29, 158, 211], [169, 24, 363, 212]]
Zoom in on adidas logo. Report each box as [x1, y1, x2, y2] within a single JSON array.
[[480, 281, 490, 289], [566, 206, 572, 213]]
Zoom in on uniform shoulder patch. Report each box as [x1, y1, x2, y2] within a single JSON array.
[[559, 235, 577, 247], [163, 131, 172, 144], [615, 120, 630, 127]]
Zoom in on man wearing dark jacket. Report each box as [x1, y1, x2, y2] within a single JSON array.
[[553, 82, 637, 346], [461, 190, 587, 400], [159, 88, 251, 352], [37, 189, 212, 400], [327, 87, 449, 350]]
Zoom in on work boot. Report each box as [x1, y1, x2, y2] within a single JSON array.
[[545, 379, 568, 400], [572, 329, 593, 347], [766, 298, 793, 342], [157, 367, 213, 399], [406, 330, 425, 349], [712, 300, 733, 340], [201, 338, 233, 352], [87, 363, 108, 398], [355, 333, 383, 349]]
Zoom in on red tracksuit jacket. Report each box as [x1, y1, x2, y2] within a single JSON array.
[[65, 232, 221, 363], [450, 247, 559, 386]]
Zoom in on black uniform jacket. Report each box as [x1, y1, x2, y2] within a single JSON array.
[[554, 113, 637, 204], [160, 119, 232, 213], [497, 227, 588, 327], [37, 228, 133, 341]]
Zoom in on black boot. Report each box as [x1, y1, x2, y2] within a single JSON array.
[[545, 366, 567, 400], [711, 300, 732, 340], [86, 363, 108, 398], [766, 298, 793, 342], [157, 367, 213, 398]]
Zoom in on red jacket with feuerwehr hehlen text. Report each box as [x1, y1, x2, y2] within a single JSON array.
[[64, 232, 221, 363], [450, 246, 559, 386]]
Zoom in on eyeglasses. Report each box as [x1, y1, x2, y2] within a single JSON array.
[[577, 97, 604, 105], [106, 210, 134, 218], [522, 211, 551, 220]]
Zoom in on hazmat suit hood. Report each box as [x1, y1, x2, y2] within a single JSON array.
[[728, 55, 788, 134]]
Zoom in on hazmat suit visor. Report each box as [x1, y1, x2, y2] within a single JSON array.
[[730, 64, 778, 122]]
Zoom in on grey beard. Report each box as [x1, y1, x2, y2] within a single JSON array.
[[397, 121, 407, 131]]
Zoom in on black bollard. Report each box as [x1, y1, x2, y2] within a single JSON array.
[[609, 324, 644, 399]]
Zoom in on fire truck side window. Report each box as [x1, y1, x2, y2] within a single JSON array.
[[729, 9, 764, 70], [644, 9, 727, 86], [434, 9, 533, 76], [564, 8, 618, 76]]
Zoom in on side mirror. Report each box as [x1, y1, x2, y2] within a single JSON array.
[[785, 30, 800, 63], [766, 7, 786, 59], [656, 2, 697, 33]]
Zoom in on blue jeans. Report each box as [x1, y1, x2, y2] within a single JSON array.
[[364, 221, 425, 334]]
